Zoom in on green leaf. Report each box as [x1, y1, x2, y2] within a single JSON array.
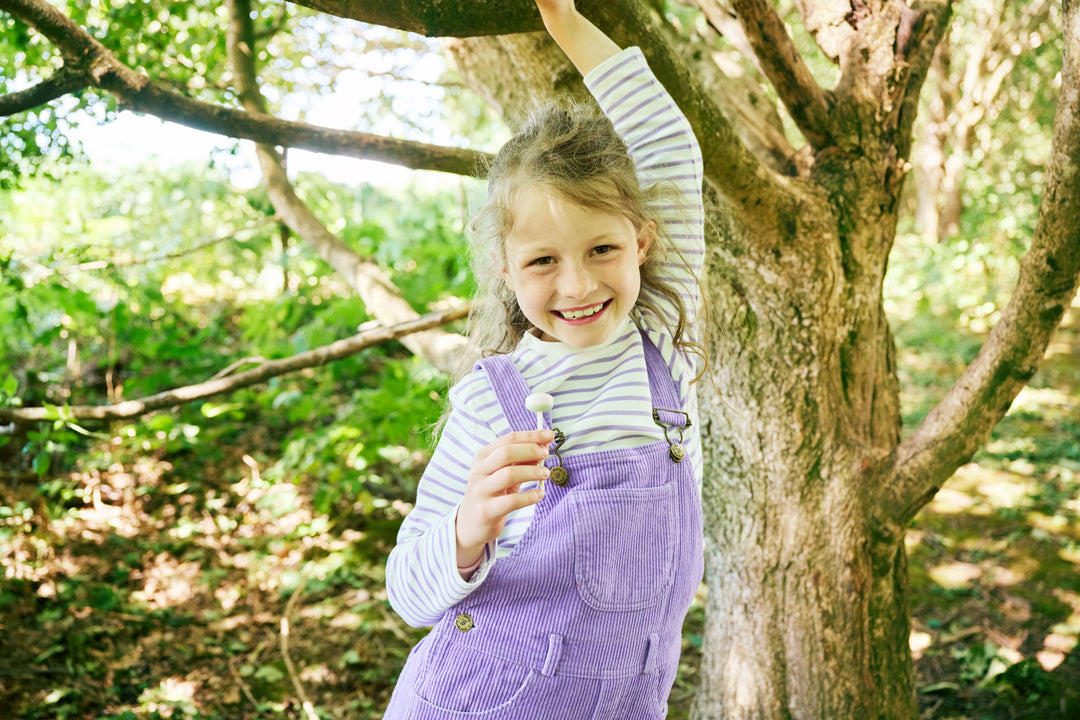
[[201, 402, 244, 418], [2, 374, 16, 396], [253, 664, 285, 682]]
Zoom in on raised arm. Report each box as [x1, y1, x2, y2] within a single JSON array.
[[585, 51, 706, 355], [534, 0, 620, 76]]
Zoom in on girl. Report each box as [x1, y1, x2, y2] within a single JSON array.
[[385, 1, 705, 717]]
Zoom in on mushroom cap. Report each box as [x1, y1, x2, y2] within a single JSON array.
[[524, 392, 554, 413]]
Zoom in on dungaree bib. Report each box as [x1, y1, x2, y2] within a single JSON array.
[[386, 333, 704, 720]]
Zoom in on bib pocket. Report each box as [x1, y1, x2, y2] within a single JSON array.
[[567, 483, 677, 612]]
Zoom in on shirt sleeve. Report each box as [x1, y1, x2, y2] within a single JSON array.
[[385, 374, 499, 627], [584, 48, 706, 363]]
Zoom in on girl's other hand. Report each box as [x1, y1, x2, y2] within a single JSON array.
[[455, 429, 553, 568], [534, 0, 576, 17], [532, 0, 620, 77]]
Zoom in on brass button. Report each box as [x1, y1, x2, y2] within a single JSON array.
[[454, 613, 474, 632], [669, 444, 686, 463], [550, 466, 569, 487]]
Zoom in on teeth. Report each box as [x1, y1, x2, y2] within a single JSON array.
[[559, 302, 605, 320]]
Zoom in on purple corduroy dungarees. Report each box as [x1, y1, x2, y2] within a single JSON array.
[[385, 333, 703, 719]]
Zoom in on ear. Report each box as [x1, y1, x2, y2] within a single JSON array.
[[636, 220, 656, 265], [495, 251, 514, 291]]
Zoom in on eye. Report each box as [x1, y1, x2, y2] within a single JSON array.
[[592, 244, 617, 256], [528, 256, 556, 267]]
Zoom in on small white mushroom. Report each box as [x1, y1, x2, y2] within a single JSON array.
[[524, 392, 554, 430]]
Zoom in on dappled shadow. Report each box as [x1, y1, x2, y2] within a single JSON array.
[[907, 305, 1080, 718], [0, 431, 425, 720]]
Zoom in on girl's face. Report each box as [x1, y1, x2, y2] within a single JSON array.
[[501, 186, 652, 349]]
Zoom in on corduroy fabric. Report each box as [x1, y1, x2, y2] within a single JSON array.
[[384, 332, 703, 720]]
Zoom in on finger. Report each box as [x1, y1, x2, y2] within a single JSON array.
[[482, 464, 549, 495], [490, 442, 550, 471], [474, 436, 551, 474], [475, 430, 555, 460], [484, 484, 545, 517]]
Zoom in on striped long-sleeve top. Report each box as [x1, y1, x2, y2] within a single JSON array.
[[386, 47, 705, 628]]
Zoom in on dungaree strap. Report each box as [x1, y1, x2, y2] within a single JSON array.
[[641, 332, 688, 426], [473, 354, 544, 433]]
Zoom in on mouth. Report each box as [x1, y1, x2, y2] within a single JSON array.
[[553, 300, 610, 322]]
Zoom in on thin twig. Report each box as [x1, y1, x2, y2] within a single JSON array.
[[36, 217, 278, 277], [227, 658, 262, 712], [211, 357, 267, 380], [280, 574, 319, 720]]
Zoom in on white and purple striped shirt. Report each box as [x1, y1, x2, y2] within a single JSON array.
[[387, 47, 705, 628]]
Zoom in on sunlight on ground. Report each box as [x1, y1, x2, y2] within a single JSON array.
[[923, 463, 1035, 516], [927, 562, 983, 589], [139, 676, 200, 717], [903, 309, 1080, 709], [135, 554, 202, 610]]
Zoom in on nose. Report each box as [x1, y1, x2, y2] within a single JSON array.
[[556, 261, 597, 299]]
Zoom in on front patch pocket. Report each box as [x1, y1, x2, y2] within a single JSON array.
[[568, 483, 677, 612], [416, 642, 535, 715]]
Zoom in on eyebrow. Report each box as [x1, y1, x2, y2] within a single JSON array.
[[514, 231, 620, 249]]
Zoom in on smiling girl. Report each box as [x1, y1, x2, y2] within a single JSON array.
[[384, 1, 706, 717]]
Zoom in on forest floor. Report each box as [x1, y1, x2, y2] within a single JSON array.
[[1, 307, 1078, 720]]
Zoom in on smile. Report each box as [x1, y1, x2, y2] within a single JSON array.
[[555, 301, 609, 320]]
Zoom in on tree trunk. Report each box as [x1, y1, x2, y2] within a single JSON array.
[[690, 142, 917, 715]]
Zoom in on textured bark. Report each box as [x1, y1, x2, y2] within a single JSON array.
[[290, 0, 546, 37]]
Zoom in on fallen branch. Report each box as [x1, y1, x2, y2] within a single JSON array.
[[0, 303, 470, 423]]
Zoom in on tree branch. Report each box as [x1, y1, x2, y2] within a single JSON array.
[[0, 304, 471, 424], [885, 0, 1080, 526], [728, 0, 834, 149], [0, 66, 89, 116], [583, 0, 794, 231], [289, 0, 546, 37], [225, 0, 466, 373], [0, 0, 490, 176]]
